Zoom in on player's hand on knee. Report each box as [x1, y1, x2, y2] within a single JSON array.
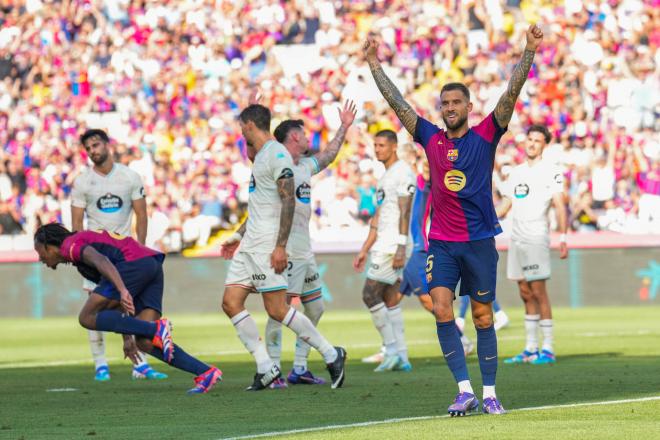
[[353, 252, 367, 272], [270, 246, 288, 274], [119, 289, 135, 315]]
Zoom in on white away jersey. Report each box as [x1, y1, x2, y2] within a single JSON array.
[[503, 160, 564, 245], [241, 140, 295, 253], [372, 160, 416, 254], [287, 156, 321, 260], [70, 164, 144, 236]]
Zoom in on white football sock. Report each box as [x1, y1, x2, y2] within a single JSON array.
[[293, 298, 325, 371], [539, 319, 554, 353], [369, 303, 397, 356], [524, 314, 540, 352], [231, 310, 274, 374], [458, 380, 474, 394], [134, 351, 148, 368], [483, 385, 497, 399], [387, 305, 408, 363], [265, 317, 282, 369], [282, 307, 337, 364], [88, 330, 107, 369]]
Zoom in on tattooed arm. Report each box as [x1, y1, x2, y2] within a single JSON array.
[[314, 100, 357, 171], [392, 194, 412, 269], [363, 37, 418, 136], [271, 172, 295, 273], [493, 24, 544, 128]]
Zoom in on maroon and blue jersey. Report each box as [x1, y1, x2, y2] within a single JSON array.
[[410, 174, 432, 252], [60, 230, 163, 283], [414, 113, 506, 242]]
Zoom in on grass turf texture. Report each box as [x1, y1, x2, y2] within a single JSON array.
[[1, 306, 659, 440]]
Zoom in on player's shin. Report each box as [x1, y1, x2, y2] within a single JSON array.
[[293, 297, 324, 372], [94, 310, 157, 337], [265, 317, 283, 369], [88, 330, 107, 369], [436, 321, 473, 393], [231, 310, 274, 374], [282, 307, 337, 364], [476, 325, 498, 399], [369, 303, 397, 355], [387, 305, 408, 363], [149, 343, 209, 375]]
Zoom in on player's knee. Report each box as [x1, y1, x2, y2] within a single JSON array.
[[78, 311, 95, 330], [265, 304, 288, 322], [221, 297, 239, 317], [472, 309, 494, 329], [432, 303, 453, 322]]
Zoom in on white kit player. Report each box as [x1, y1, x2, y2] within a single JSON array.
[[353, 130, 416, 373], [497, 125, 569, 366], [219, 103, 346, 391], [71, 129, 167, 381], [257, 101, 357, 388]]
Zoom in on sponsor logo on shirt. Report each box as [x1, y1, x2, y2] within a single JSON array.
[[376, 188, 385, 205], [447, 148, 458, 162], [443, 170, 466, 192], [304, 273, 319, 283], [96, 193, 123, 213], [514, 183, 530, 198], [249, 175, 255, 193], [296, 182, 311, 204], [252, 273, 266, 281]]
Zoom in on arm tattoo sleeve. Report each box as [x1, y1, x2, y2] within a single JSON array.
[[237, 219, 248, 236], [276, 176, 295, 247], [494, 49, 536, 128], [367, 59, 418, 136], [315, 123, 349, 171]]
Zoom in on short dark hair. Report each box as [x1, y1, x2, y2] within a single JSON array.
[[375, 129, 398, 144], [440, 82, 470, 100], [527, 124, 552, 144], [80, 129, 109, 146], [239, 104, 271, 131], [34, 223, 73, 248], [274, 119, 304, 143]]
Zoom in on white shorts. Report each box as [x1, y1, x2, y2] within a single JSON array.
[[367, 251, 402, 285], [83, 279, 97, 292], [507, 240, 551, 282], [287, 258, 322, 297], [225, 251, 288, 293]]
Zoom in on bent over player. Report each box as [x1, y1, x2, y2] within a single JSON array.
[[34, 223, 221, 394], [365, 24, 544, 415]]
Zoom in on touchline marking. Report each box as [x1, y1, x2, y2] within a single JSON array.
[[220, 395, 660, 440]]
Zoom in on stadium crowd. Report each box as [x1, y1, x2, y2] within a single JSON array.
[[0, 0, 658, 252]]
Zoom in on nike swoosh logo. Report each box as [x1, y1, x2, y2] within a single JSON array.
[[477, 290, 490, 296], [485, 356, 497, 361], [444, 351, 455, 358]]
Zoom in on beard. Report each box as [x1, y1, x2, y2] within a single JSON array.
[[442, 113, 468, 130], [90, 152, 109, 165]]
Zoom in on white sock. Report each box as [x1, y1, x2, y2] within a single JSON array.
[[387, 305, 408, 363], [483, 385, 497, 399], [369, 303, 396, 356], [88, 330, 107, 369], [524, 314, 540, 352], [539, 319, 554, 353], [293, 298, 325, 370], [282, 307, 337, 364], [231, 310, 274, 374], [134, 351, 148, 368], [458, 380, 474, 394], [265, 317, 282, 369]]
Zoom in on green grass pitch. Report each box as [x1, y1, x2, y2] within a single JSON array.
[[1, 306, 659, 439]]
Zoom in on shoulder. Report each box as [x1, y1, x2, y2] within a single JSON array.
[[116, 164, 141, 180], [73, 168, 92, 184], [298, 156, 319, 174]]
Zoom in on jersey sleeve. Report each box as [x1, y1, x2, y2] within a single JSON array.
[[270, 144, 295, 182], [300, 156, 320, 175], [397, 166, 417, 198], [473, 112, 507, 149], [129, 171, 145, 201], [70, 174, 87, 208], [413, 117, 440, 149], [550, 167, 564, 195], [60, 233, 90, 263]]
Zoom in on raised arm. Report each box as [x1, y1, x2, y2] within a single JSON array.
[[363, 37, 418, 136], [313, 100, 357, 171], [493, 24, 544, 128]]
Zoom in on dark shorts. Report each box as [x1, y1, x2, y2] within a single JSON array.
[[400, 250, 430, 297], [426, 238, 498, 303], [94, 255, 165, 314]]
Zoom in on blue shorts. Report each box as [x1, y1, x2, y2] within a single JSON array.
[[94, 255, 165, 315], [426, 238, 498, 303], [400, 251, 430, 297]]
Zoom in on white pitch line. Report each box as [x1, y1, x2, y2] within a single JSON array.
[[221, 395, 660, 440]]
